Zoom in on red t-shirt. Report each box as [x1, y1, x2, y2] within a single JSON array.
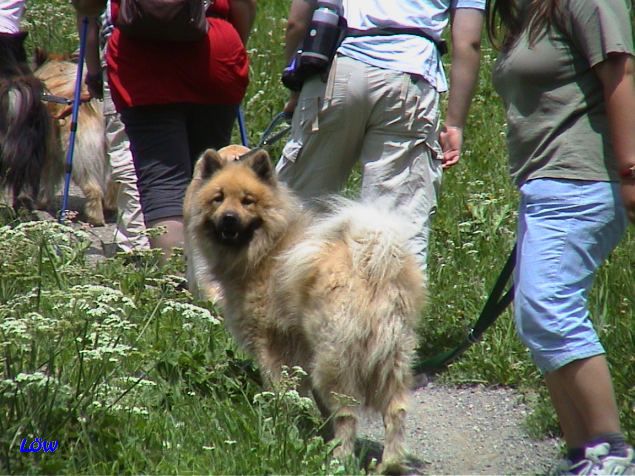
[[106, 0, 249, 110]]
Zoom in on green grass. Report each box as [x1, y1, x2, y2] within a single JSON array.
[[0, 220, 342, 474], [2, 0, 633, 473]]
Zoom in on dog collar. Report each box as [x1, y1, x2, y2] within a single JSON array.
[[619, 165, 635, 180]]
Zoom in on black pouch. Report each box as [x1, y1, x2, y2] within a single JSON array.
[[117, 0, 210, 42]]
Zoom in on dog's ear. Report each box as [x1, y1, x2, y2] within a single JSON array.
[[32, 47, 49, 70], [194, 149, 226, 180], [243, 148, 274, 183]]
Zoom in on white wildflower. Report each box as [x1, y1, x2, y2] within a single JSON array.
[[15, 372, 50, 387], [161, 300, 220, 325], [253, 391, 276, 404]]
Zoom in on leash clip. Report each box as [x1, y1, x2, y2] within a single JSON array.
[[467, 328, 480, 344], [257, 111, 292, 149], [41, 93, 73, 105]]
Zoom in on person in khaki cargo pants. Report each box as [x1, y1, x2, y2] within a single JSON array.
[[277, 0, 485, 276], [82, 10, 150, 252]]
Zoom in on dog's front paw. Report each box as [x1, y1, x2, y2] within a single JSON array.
[[377, 454, 426, 476]]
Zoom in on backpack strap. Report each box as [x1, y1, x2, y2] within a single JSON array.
[[345, 26, 448, 56]]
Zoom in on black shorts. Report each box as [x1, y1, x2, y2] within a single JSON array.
[[121, 102, 237, 224]]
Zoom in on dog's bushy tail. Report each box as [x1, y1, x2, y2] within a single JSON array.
[[343, 202, 411, 286], [0, 75, 52, 208], [312, 196, 419, 284], [278, 196, 424, 302]]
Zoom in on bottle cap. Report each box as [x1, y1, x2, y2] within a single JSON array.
[[317, 0, 342, 13]]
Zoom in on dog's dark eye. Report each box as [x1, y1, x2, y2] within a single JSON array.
[[211, 193, 224, 204], [242, 196, 255, 206]]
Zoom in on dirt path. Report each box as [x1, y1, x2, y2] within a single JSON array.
[[360, 383, 560, 475], [46, 188, 561, 475]]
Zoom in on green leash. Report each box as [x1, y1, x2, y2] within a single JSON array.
[[413, 242, 517, 374]]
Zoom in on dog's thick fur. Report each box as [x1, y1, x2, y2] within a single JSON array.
[[34, 58, 114, 225], [1, 54, 113, 224], [0, 55, 62, 211], [184, 147, 426, 470]]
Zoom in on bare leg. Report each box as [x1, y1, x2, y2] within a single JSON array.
[[545, 355, 621, 449], [546, 373, 588, 449], [147, 217, 184, 263]]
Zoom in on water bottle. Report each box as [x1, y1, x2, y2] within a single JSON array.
[[281, 0, 344, 91], [299, 0, 343, 70]]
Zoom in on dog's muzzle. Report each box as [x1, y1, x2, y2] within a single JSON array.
[[219, 212, 241, 241], [208, 212, 262, 247]]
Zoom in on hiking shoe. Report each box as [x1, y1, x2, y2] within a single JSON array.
[[593, 444, 634, 475], [557, 442, 635, 475]]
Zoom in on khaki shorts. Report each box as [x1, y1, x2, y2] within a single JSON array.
[[276, 54, 443, 273]]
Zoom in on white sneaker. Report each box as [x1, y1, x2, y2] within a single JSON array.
[[565, 442, 635, 476]]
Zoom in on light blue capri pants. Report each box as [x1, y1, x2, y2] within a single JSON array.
[[514, 178, 627, 373]]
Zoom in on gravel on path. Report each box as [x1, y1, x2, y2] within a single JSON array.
[[360, 382, 560, 475]]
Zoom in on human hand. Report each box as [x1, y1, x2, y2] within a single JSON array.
[[439, 125, 463, 169], [283, 92, 300, 115], [53, 89, 93, 121], [85, 72, 103, 100], [620, 175, 635, 224], [71, 0, 106, 16]]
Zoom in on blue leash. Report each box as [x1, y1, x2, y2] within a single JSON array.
[[59, 16, 89, 223], [237, 106, 249, 147]]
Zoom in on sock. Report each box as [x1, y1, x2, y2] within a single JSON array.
[[567, 447, 586, 463], [587, 433, 628, 455]]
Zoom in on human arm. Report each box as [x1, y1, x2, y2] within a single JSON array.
[[52, 14, 102, 119], [80, 15, 103, 99], [282, 0, 315, 114], [50, 11, 101, 120], [71, 0, 105, 17], [228, 0, 257, 45], [284, 0, 315, 63], [71, 0, 105, 99], [439, 7, 484, 169], [593, 53, 635, 224]]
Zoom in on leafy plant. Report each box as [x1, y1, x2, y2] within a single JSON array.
[[0, 221, 338, 474]]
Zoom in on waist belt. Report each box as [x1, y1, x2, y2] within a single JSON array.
[[345, 26, 448, 56]]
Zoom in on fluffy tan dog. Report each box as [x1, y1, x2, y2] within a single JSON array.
[[34, 58, 115, 225], [184, 147, 426, 472], [183, 144, 251, 301]]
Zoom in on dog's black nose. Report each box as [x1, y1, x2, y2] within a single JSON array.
[[220, 212, 241, 231]]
